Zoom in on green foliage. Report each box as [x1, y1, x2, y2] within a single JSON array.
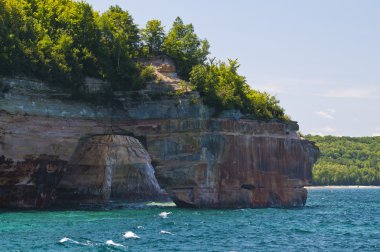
[[163, 17, 209, 79], [0, 0, 143, 92], [0, 2, 208, 92], [175, 80, 192, 96], [141, 19, 165, 57], [93, 5, 142, 91], [0, 0, 288, 117], [305, 135, 380, 185], [0, 0, 36, 76], [189, 59, 287, 119], [140, 65, 156, 82]]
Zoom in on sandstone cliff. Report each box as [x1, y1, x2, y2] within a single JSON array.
[[0, 76, 319, 208]]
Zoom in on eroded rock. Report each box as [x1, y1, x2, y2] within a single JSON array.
[[57, 135, 164, 206], [0, 78, 319, 209]]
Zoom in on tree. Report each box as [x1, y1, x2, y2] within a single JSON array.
[[98, 5, 139, 61], [141, 19, 165, 57], [0, 0, 37, 75], [163, 17, 209, 79], [189, 59, 286, 119], [97, 5, 142, 90]]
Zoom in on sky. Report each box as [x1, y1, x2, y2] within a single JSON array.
[[86, 0, 380, 137]]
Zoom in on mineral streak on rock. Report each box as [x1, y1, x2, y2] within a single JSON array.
[[56, 135, 164, 206], [149, 119, 320, 208], [0, 77, 319, 208]]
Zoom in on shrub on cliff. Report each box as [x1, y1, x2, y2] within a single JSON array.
[[189, 59, 287, 120], [140, 65, 156, 82]]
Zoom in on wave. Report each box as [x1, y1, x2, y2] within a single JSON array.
[[159, 211, 172, 218], [160, 230, 174, 235], [106, 240, 127, 249], [123, 231, 140, 239], [58, 237, 91, 246]]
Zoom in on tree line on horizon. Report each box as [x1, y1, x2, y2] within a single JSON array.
[[0, 0, 287, 120], [305, 135, 380, 185]]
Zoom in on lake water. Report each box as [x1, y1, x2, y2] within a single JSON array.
[[0, 189, 379, 251]]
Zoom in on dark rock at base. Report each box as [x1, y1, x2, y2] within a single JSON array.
[[0, 136, 167, 209], [0, 155, 67, 208]]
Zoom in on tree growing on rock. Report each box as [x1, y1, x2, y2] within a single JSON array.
[[190, 59, 286, 120], [163, 17, 209, 79], [97, 5, 142, 90], [141, 19, 165, 57]]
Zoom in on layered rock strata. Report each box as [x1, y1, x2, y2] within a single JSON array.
[[0, 78, 319, 208]]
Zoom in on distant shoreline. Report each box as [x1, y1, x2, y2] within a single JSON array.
[[306, 185, 380, 189]]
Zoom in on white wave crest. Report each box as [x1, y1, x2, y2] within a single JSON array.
[[159, 211, 172, 218], [106, 240, 127, 248], [58, 237, 88, 245], [123, 231, 140, 239], [159, 230, 174, 235], [59, 237, 71, 243]]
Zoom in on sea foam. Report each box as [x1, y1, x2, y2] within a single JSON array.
[[123, 231, 140, 239], [106, 240, 127, 248], [58, 237, 89, 246], [159, 211, 172, 218]]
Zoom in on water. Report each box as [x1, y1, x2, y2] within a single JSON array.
[[0, 189, 379, 251]]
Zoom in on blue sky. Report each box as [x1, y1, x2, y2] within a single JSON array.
[[86, 0, 380, 137]]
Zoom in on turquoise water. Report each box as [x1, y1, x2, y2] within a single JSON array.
[[0, 189, 379, 251]]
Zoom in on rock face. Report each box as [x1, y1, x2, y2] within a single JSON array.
[[0, 135, 164, 208], [0, 77, 319, 208], [149, 120, 319, 208], [0, 154, 67, 208], [57, 135, 164, 206]]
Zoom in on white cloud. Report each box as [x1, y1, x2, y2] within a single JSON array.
[[319, 87, 378, 98], [249, 77, 329, 95], [310, 127, 337, 136], [316, 108, 336, 119], [373, 133, 380, 137], [251, 77, 380, 101], [252, 83, 284, 94], [316, 111, 333, 119]]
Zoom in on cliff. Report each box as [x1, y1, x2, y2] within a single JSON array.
[[0, 76, 319, 208]]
